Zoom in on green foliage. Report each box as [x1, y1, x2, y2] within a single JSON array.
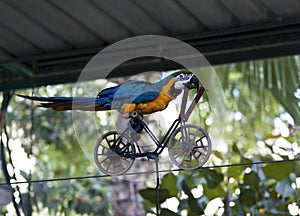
[[139, 188, 171, 204], [160, 208, 178, 216], [1, 84, 110, 215], [1, 55, 300, 215], [161, 172, 178, 196], [141, 146, 299, 215], [217, 56, 300, 124], [140, 56, 300, 215], [244, 171, 259, 191], [263, 162, 296, 181], [200, 169, 224, 189], [275, 179, 295, 199]]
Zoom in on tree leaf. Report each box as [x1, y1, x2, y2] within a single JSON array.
[[244, 171, 260, 191], [263, 162, 295, 181], [181, 179, 193, 197], [203, 184, 226, 200], [160, 208, 178, 216], [239, 188, 256, 207], [234, 199, 246, 215], [213, 151, 224, 160], [232, 143, 243, 156], [228, 166, 243, 178], [139, 188, 170, 204], [232, 143, 253, 164], [161, 173, 178, 197], [187, 197, 204, 215], [200, 169, 224, 189], [177, 198, 188, 212], [275, 179, 295, 199]]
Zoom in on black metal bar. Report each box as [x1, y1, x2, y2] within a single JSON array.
[[124, 151, 157, 159], [142, 123, 161, 146], [159, 119, 180, 146], [155, 119, 181, 156], [155, 157, 160, 216]]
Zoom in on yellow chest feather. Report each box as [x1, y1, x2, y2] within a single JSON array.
[[120, 93, 172, 114]]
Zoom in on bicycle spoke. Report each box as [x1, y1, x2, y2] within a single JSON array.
[[184, 127, 188, 142], [192, 129, 201, 144], [198, 135, 207, 143], [98, 155, 109, 163], [99, 144, 109, 151], [120, 157, 130, 165], [104, 137, 110, 146], [174, 151, 185, 160], [97, 153, 108, 156], [172, 146, 183, 150], [180, 153, 190, 165]]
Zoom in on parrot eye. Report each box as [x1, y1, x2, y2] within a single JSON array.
[[177, 74, 187, 81], [176, 73, 193, 81]]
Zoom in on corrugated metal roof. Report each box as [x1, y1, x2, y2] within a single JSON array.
[[1, 0, 300, 90]]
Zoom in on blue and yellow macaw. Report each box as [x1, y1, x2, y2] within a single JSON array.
[[18, 72, 199, 116]]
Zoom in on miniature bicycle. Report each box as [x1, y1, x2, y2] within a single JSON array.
[[94, 87, 212, 176]]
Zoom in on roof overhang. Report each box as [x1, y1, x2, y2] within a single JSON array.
[[1, 1, 300, 91]]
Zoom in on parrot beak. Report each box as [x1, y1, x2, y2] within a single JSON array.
[[189, 75, 200, 91]]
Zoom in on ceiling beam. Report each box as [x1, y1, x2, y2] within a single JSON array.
[[1, 19, 300, 91], [0, 50, 34, 78]]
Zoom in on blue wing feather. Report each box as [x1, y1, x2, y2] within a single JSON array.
[[132, 91, 159, 103], [108, 80, 159, 109]]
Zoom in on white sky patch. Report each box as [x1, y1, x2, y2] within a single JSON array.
[[296, 177, 300, 189], [191, 185, 204, 198], [8, 139, 36, 174], [205, 117, 213, 126], [288, 203, 300, 215], [2, 139, 36, 215], [204, 198, 224, 216], [161, 197, 179, 213]]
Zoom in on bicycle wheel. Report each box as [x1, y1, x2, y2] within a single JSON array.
[[168, 124, 211, 170], [94, 131, 135, 176]]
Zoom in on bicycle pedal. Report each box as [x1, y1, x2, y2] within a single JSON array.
[[146, 153, 158, 160]]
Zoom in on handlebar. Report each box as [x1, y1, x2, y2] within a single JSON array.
[[180, 86, 206, 122]]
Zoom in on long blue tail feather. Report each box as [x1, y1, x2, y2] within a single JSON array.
[[17, 94, 111, 111]]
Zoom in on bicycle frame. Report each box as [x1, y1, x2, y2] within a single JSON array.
[[118, 87, 206, 159]]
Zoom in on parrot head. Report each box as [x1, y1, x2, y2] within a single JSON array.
[[161, 71, 200, 99], [173, 72, 200, 91]]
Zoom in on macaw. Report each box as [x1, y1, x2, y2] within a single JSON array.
[[18, 72, 199, 116]]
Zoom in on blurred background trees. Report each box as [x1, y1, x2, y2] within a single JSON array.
[[0, 55, 299, 215], [140, 56, 300, 215]]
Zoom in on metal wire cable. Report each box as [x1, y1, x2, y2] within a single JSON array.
[[0, 157, 299, 186]]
